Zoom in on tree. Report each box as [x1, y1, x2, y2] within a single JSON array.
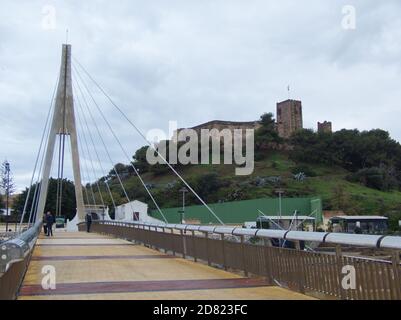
[[290, 128, 401, 181], [133, 142, 179, 176], [108, 163, 134, 179], [347, 166, 399, 191], [1, 161, 16, 222], [13, 178, 77, 221], [0, 160, 16, 198], [132, 146, 151, 173], [253, 113, 282, 160], [192, 173, 222, 200], [255, 113, 282, 154], [329, 185, 352, 212]]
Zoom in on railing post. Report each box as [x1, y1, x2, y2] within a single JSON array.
[[148, 225, 152, 249], [154, 226, 159, 252], [221, 234, 227, 271], [241, 235, 248, 277], [192, 230, 197, 262], [162, 227, 167, 253], [171, 228, 176, 256], [132, 224, 137, 245], [295, 241, 306, 294], [205, 232, 211, 266], [336, 245, 345, 300], [392, 250, 401, 300], [264, 238, 275, 285], [181, 229, 186, 259]]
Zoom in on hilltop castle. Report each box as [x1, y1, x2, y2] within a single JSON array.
[[175, 99, 331, 139]]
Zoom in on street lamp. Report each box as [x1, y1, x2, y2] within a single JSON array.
[[179, 187, 188, 224], [4, 161, 10, 233], [275, 189, 285, 226]]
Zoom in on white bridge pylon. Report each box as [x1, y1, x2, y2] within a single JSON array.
[[35, 44, 85, 227]]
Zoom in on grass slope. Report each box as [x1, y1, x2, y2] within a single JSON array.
[[118, 152, 401, 223]]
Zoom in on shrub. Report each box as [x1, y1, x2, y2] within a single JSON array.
[[346, 167, 399, 191], [291, 165, 317, 177]]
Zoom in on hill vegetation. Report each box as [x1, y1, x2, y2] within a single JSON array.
[[84, 113, 401, 230]]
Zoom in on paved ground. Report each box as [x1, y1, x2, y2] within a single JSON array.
[[18, 230, 313, 300]]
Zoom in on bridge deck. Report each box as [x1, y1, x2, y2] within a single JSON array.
[[18, 231, 312, 300]]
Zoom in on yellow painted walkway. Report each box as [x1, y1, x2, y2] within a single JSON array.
[[18, 231, 313, 300]]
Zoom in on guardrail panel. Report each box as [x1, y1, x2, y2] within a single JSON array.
[[84, 221, 401, 300]]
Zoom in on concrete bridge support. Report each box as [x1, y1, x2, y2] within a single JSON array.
[[35, 44, 85, 226]]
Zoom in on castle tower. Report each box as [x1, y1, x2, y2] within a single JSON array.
[[276, 99, 303, 138], [318, 121, 332, 134]]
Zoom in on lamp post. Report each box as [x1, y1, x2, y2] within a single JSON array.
[[179, 187, 188, 224], [5, 161, 10, 233], [275, 189, 285, 226]]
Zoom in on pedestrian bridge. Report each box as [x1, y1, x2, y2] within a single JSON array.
[[1, 220, 400, 300], [2, 225, 309, 300]]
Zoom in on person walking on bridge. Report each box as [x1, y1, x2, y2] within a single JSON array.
[[85, 212, 92, 233], [42, 214, 48, 235], [46, 212, 54, 237]]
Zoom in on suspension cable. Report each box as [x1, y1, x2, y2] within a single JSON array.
[[30, 115, 55, 226], [73, 59, 223, 225], [74, 93, 105, 207], [71, 74, 133, 205], [73, 74, 143, 222], [76, 128, 97, 207], [73, 86, 116, 211], [19, 77, 58, 231], [72, 66, 168, 223]]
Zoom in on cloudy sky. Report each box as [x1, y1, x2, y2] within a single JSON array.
[[1, 0, 401, 192]]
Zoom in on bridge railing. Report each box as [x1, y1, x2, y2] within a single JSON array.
[[81, 220, 401, 300], [0, 221, 42, 300]]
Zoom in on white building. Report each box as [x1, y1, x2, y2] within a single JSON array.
[[115, 200, 162, 224], [0, 208, 14, 216], [67, 205, 111, 231]]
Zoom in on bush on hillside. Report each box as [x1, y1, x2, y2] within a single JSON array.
[[291, 165, 317, 177], [346, 166, 399, 191]]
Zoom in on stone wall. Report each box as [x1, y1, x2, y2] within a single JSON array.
[[174, 120, 261, 142]]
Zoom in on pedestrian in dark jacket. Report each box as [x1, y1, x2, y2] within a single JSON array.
[[85, 213, 92, 233], [85, 213, 92, 232], [46, 212, 54, 237], [43, 215, 48, 235]]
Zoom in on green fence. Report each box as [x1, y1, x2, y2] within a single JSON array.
[[150, 197, 322, 225]]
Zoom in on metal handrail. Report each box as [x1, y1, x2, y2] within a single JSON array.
[[83, 220, 401, 300], [86, 220, 401, 250], [0, 221, 42, 274]]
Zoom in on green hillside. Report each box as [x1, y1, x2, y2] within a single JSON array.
[[107, 150, 401, 230]]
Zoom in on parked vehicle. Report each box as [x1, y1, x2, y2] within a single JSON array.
[[55, 216, 66, 228]]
